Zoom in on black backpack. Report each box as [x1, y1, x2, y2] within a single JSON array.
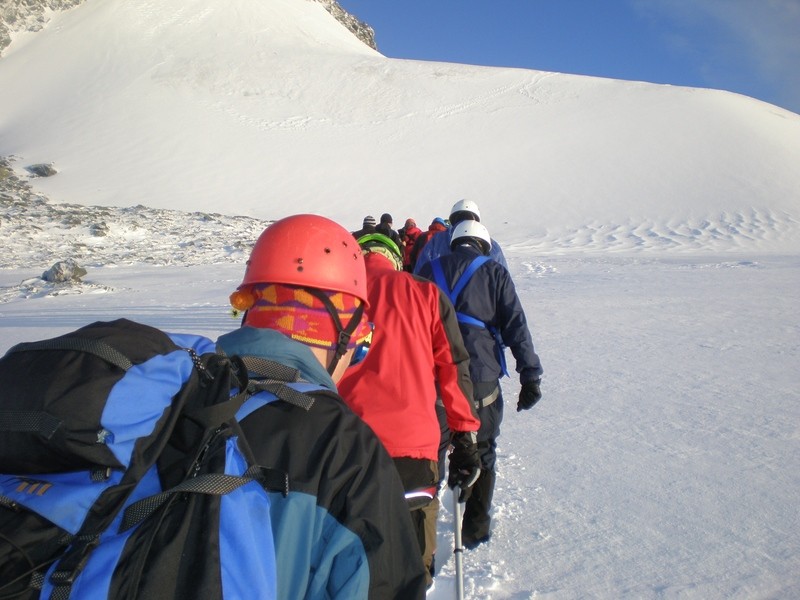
[[0, 319, 312, 599]]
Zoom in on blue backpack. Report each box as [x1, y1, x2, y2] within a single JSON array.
[[0, 319, 315, 599]]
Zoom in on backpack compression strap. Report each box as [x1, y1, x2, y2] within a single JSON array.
[[120, 376, 321, 532], [7, 337, 134, 370], [119, 464, 288, 532], [182, 354, 315, 429], [237, 355, 316, 411]]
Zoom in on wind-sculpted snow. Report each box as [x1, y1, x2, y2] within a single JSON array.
[[502, 210, 800, 256]]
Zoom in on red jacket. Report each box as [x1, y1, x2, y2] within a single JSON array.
[[338, 253, 479, 461], [401, 225, 423, 270]]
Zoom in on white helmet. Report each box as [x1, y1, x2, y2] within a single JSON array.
[[450, 220, 491, 255], [449, 199, 481, 223]]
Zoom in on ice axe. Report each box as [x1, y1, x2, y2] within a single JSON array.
[[453, 486, 465, 600]]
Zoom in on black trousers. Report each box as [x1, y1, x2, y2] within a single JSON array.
[[437, 382, 505, 543], [461, 468, 496, 543], [393, 457, 439, 583]]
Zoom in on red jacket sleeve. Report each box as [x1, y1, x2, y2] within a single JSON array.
[[425, 280, 480, 433]]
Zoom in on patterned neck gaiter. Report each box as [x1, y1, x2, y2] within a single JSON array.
[[241, 283, 371, 350]]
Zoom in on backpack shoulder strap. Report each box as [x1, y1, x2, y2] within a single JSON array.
[[431, 255, 491, 304], [430, 257, 452, 301], [451, 255, 491, 301], [432, 256, 510, 378], [121, 360, 323, 536], [233, 355, 325, 422]]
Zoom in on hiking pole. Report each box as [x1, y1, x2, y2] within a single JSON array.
[[453, 486, 465, 600]]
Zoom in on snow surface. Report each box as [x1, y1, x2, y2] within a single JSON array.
[[1, 1, 799, 598]]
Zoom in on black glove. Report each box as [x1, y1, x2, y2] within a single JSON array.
[[517, 380, 542, 412], [447, 431, 481, 502]]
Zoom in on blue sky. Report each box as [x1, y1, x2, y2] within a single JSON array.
[[336, 0, 800, 115]]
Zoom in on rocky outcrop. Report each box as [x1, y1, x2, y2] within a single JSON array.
[[26, 163, 58, 177], [0, 156, 272, 270], [316, 0, 376, 50], [0, 0, 83, 55]]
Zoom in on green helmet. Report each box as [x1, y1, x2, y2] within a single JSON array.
[[357, 233, 403, 271]]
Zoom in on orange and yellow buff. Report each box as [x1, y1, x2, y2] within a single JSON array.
[[238, 283, 371, 351]]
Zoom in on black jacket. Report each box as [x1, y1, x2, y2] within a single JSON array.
[[352, 224, 377, 240], [375, 222, 402, 246]]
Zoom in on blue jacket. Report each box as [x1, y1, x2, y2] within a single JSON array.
[[418, 245, 542, 385], [413, 228, 508, 274], [217, 327, 426, 600]]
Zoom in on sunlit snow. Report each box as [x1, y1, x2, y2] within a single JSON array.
[[1, 1, 798, 598]]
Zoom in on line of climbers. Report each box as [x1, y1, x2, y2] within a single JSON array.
[[346, 199, 543, 564], [351, 211, 450, 273], [0, 200, 542, 600], [243, 199, 544, 595]]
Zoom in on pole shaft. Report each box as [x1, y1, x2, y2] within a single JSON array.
[[453, 487, 464, 600]]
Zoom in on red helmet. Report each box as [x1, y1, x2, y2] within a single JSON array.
[[240, 214, 368, 305]]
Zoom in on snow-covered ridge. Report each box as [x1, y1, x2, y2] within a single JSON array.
[[0, 0, 375, 56], [1, 0, 797, 250]]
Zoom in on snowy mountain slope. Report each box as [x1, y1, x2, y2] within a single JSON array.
[[0, 0, 375, 55], [1, 0, 798, 255], [0, 2, 799, 599]]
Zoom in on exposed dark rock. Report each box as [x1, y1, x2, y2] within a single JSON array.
[[61, 214, 82, 226], [90, 222, 109, 237], [317, 0, 377, 50], [26, 163, 58, 177]]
